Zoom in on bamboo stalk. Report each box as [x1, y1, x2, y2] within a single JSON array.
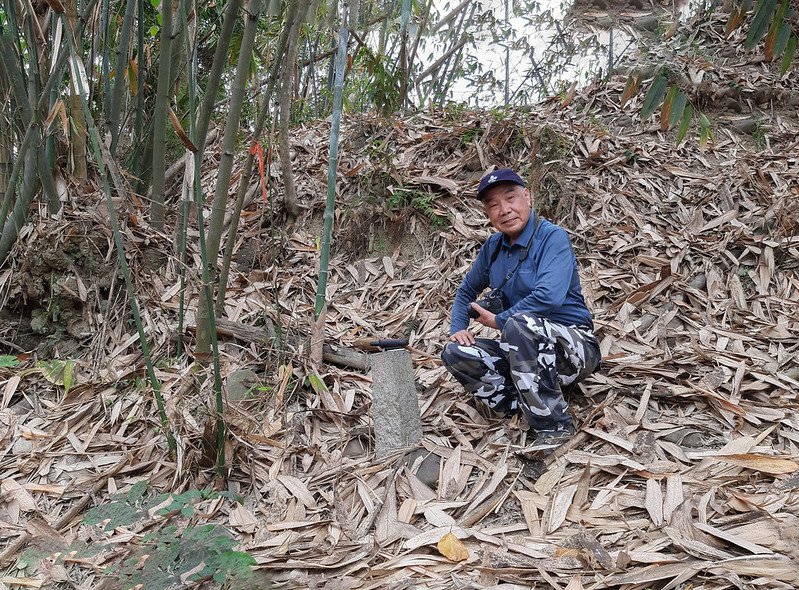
[[0, 33, 33, 128], [0, 0, 100, 259], [100, 0, 111, 112], [397, 0, 410, 107], [195, 0, 262, 356], [24, 15, 59, 215], [130, 0, 145, 172], [60, 11, 176, 455], [434, 3, 473, 106], [504, 0, 509, 105], [405, 0, 432, 102], [315, 0, 353, 317], [0, 134, 40, 260], [63, 0, 88, 181], [149, 0, 174, 230], [194, 0, 241, 159], [277, 0, 305, 219], [216, 0, 296, 314], [176, 0, 197, 358], [108, 0, 137, 154], [44, 19, 60, 215], [413, 36, 466, 90]]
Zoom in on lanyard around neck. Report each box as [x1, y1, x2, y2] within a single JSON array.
[[488, 213, 540, 290]]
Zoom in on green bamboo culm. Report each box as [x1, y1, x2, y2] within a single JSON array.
[[192, 112, 227, 478], [100, 0, 112, 113], [315, 3, 350, 317], [108, 0, 137, 155], [0, 0, 100, 261], [149, 0, 174, 230], [194, 0, 242, 159], [130, 0, 145, 172], [216, 0, 298, 314], [168, 0, 226, 476], [60, 13, 176, 455], [196, 0, 262, 355], [175, 0, 196, 358]]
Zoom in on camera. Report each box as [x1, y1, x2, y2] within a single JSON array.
[[468, 289, 509, 318]]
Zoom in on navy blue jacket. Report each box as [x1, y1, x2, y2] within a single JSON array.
[[450, 214, 593, 334]]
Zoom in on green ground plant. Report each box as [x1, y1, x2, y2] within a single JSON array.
[[387, 187, 448, 227], [11, 480, 255, 588], [81, 481, 256, 588]]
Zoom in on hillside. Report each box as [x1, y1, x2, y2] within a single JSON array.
[[1, 9, 799, 590]]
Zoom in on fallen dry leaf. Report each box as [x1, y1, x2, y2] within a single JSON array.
[[437, 531, 468, 562], [715, 454, 799, 475]]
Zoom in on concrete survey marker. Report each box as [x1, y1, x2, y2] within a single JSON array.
[[369, 349, 422, 458]]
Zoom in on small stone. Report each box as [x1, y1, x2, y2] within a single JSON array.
[[225, 369, 260, 402], [12, 437, 33, 455], [632, 14, 659, 31], [661, 427, 704, 448], [10, 398, 32, 415], [343, 437, 368, 458], [405, 449, 440, 489], [731, 117, 758, 135], [632, 430, 657, 464]]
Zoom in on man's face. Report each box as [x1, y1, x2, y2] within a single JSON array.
[[481, 182, 531, 243]]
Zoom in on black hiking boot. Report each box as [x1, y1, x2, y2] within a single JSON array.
[[527, 423, 575, 453]]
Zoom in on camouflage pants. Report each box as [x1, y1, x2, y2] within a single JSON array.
[[441, 313, 601, 431]]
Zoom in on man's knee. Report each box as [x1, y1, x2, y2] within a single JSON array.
[[441, 341, 460, 367]]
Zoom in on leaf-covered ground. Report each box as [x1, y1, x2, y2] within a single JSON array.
[[1, 8, 799, 590]]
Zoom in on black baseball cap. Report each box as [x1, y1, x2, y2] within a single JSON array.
[[476, 169, 526, 200]]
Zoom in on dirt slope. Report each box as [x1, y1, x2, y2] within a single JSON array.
[[1, 9, 799, 590]]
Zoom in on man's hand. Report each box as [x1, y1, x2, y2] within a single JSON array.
[[469, 302, 498, 329], [450, 329, 476, 346]]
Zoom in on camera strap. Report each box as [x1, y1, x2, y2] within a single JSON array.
[[488, 213, 540, 292]]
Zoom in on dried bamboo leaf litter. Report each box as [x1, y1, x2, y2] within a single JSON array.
[[1, 11, 799, 590]]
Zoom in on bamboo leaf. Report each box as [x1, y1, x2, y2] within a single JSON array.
[[725, 3, 745, 37], [37, 359, 76, 394], [168, 107, 198, 153], [620, 72, 642, 108], [699, 114, 713, 149], [676, 104, 694, 145], [780, 35, 797, 75], [773, 21, 792, 58], [764, 23, 777, 60], [560, 81, 577, 108], [307, 372, 329, 394], [745, 0, 777, 49], [763, 0, 788, 59], [660, 85, 680, 130], [717, 453, 799, 475], [437, 532, 469, 562], [645, 479, 664, 526], [43, 99, 65, 131], [128, 59, 138, 96], [668, 91, 688, 129], [700, 128, 710, 149], [641, 73, 668, 120]]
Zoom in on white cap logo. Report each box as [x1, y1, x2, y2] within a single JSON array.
[[489, 175, 497, 183]]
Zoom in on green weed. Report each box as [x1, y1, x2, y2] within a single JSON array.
[[81, 481, 255, 588], [387, 188, 448, 227]]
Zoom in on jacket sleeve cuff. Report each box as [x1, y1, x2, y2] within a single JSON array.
[[495, 311, 510, 330]]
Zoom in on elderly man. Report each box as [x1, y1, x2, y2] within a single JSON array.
[[442, 169, 601, 449]]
